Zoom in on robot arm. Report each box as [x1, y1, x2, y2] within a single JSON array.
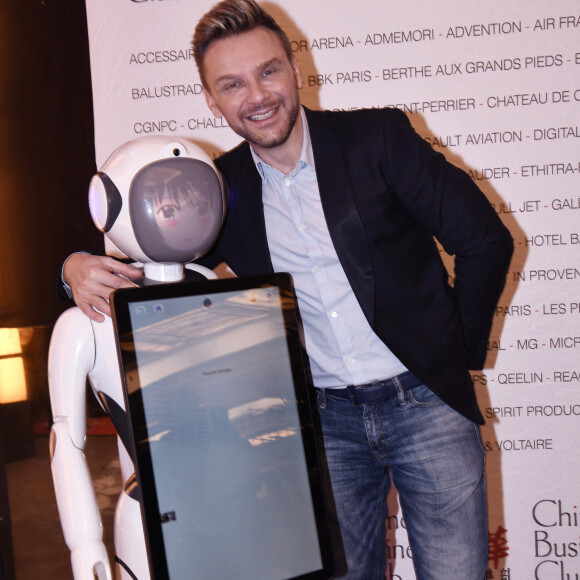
[[185, 262, 218, 279], [48, 307, 113, 580]]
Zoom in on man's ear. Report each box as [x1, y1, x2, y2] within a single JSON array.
[[202, 87, 223, 118], [291, 55, 303, 90]]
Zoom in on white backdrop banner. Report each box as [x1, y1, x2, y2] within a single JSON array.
[[85, 1, 580, 578]]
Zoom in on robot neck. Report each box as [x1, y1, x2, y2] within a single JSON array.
[[143, 262, 185, 283]]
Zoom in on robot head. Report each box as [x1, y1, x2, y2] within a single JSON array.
[[88, 136, 226, 264]]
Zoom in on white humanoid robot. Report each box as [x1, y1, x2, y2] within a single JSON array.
[[48, 136, 226, 579]]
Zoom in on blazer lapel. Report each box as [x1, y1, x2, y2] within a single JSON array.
[[305, 109, 376, 324], [228, 146, 274, 275]]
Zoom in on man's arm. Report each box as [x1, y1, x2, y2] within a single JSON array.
[[382, 109, 514, 369], [62, 253, 142, 322]]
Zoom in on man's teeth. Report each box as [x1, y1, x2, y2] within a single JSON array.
[[250, 109, 275, 121]]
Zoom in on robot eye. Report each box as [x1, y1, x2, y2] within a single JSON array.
[[196, 200, 209, 216], [157, 204, 178, 220]]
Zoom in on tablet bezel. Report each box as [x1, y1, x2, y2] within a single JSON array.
[[111, 273, 334, 580]]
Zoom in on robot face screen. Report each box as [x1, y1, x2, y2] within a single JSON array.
[[130, 158, 224, 263]]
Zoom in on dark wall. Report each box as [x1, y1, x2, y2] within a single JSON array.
[[0, 0, 103, 328]]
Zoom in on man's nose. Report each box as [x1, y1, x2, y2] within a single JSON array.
[[246, 79, 270, 103]]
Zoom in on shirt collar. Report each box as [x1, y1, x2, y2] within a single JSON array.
[[250, 107, 314, 179]]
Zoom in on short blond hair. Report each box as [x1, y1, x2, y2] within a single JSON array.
[[192, 0, 293, 87]]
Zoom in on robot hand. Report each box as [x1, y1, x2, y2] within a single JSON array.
[[70, 540, 113, 580]]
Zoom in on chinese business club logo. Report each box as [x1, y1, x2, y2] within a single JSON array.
[[487, 525, 510, 579]]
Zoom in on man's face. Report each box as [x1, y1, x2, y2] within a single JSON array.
[[201, 26, 303, 152]]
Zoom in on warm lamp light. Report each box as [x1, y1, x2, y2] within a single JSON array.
[[0, 328, 28, 404], [0, 328, 21, 356]]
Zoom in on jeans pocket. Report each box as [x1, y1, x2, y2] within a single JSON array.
[[472, 422, 487, 454], [407, 384, 446, 407]]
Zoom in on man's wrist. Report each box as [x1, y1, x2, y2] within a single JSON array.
[[60, 251, 91, 299]]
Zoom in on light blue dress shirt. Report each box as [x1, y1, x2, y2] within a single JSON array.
[[250, 109, 407, 388]]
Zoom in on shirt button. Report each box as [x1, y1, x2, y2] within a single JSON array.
[[314, 266, 321, 273], [331, 311, 338, 318], [347, 357, 354, 363], [284, 179, 291, 186]]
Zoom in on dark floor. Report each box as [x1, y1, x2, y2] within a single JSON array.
[[6, 434, 120, 579]]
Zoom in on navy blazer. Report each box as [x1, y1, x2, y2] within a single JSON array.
[[206, 107, 514, 423]]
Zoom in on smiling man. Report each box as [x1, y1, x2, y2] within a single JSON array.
[[62, 1, 514, 578], [200, 26, 303, 173]]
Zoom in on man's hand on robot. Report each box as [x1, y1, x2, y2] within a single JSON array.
[[64, 253, 142, 323]]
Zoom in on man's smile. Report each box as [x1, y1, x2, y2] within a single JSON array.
[[248, 106, 278, 122]]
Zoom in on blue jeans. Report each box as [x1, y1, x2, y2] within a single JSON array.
[[316, 378, 488, 579]]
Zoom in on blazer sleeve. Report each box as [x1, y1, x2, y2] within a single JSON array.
[[381, 109, 514, 369]]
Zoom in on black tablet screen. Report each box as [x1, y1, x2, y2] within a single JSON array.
[[112, 274, 332, 580]]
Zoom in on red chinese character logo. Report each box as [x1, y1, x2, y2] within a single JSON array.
[[488, 525, 509, 569]]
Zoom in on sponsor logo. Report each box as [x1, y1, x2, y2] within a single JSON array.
[[531, 17, 580, 30], [533, 127, 580, 140], [132, 84, 202, 99], [487, 525, 510, 577], [520, 162, 580, 177], [134, 120, 178, 134], [424, 135, 461, 148], [310, 36, 354, 50], [487, 90, 580, 108], [483, 369, 580, 385], [446, 21, 522, 39], [384, 99, 476, 114], [498, 199, 580, 213], [485, 438, 553, 451], [525, 234, 570, 247], [468, 167, 511, 180], [532, 499, 580, 578], [129, 49, 194, 65], [487, 336, 580, 351], [365, 29, 435, 45], [307, 71, 372, 85], [485, 404, 580, 420], [495, 305, 533, 317], [491, 200, 540, 213], [512, 269, 580, 282]]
